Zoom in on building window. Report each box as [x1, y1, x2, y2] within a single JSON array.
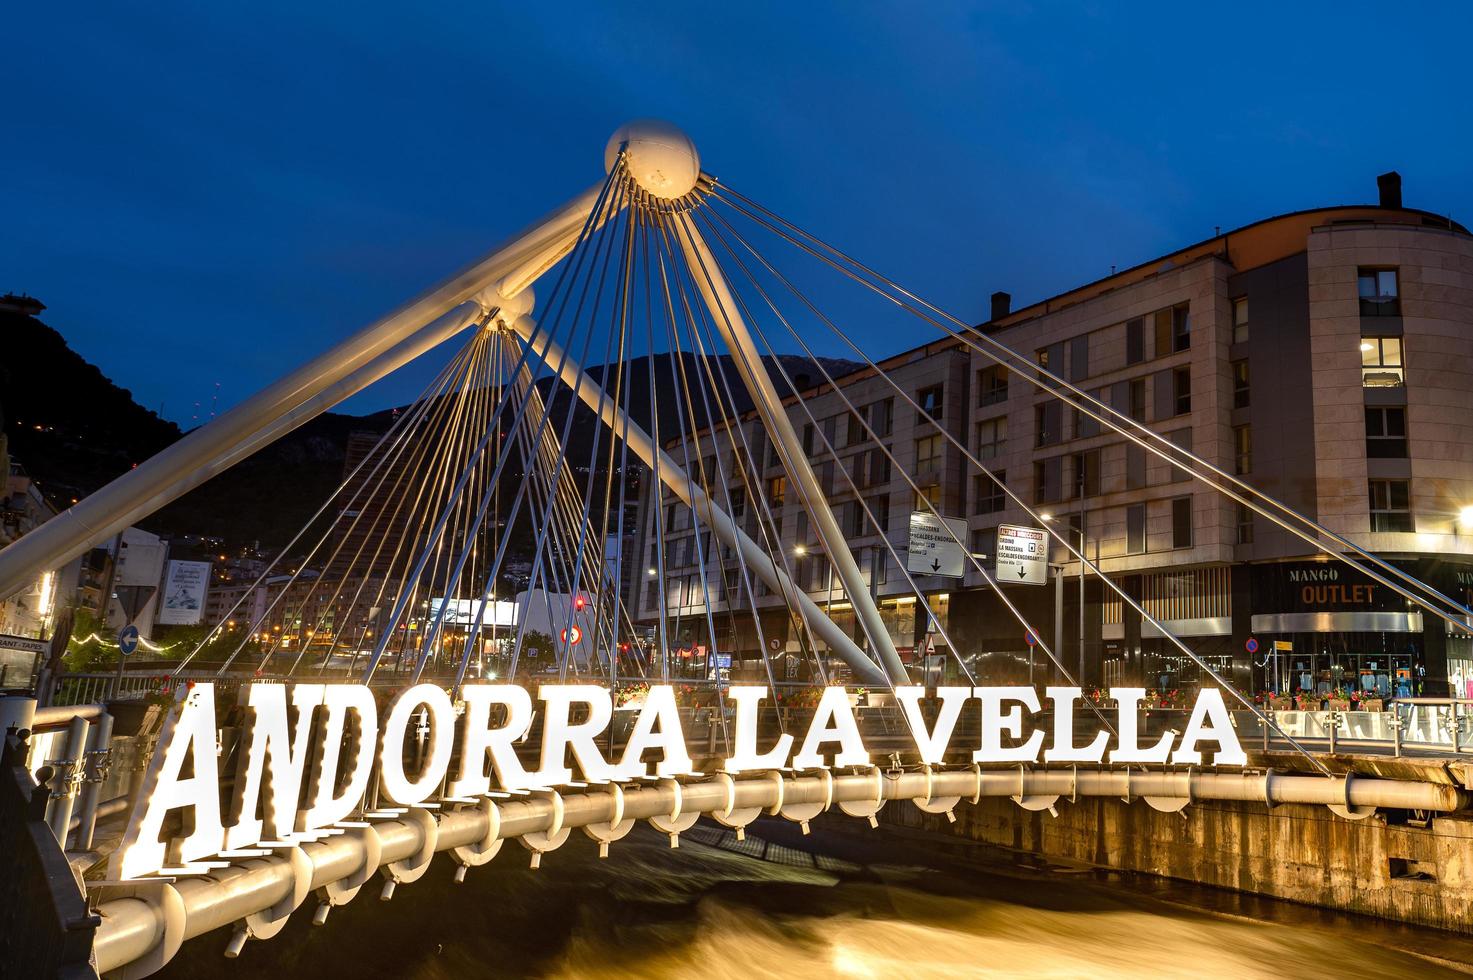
[[1236, 502, 1254, 544], [867, 448, 892, 487], [1233, 424, 1252, 475], [847, 411, 865, 447], [1129, 379, 1146, 422], [877, 494, 891, 532], [1037, 342, 1063, 372], [819, 460, 835, 495], [1232, 297, 1249, 344], [1369, 479, 1413, 532], [976, 416, 1007, 460], [917, 384, 944, 420], [1071, 450, 1101, 497], [1171, 497, 1193, 549], [1173, 367, 1191, 415], [914, 483, 942, 510], [1358, 268, 1400, 317], [1034, 457, 1063, 504], [1035, 401, 1063, 447], [802, 423, 815, 456], [971, 527, 997, 565], [973, 471, 1006, 515], [794, 510, 809, 544], [1068, 335, 1090, 381], [1125, 443, 1146, 490], [1153, 303, 1190, 356], [915, 433, 944, 470], [845, 500, 866, 537], [868, 547, 888, 586], [1074, 392, 1103, 439], [822, 416, 838, 448], [1126, 504, 1146, 554], [1167, 427, 1192, 483], [1232, 359, 1250, 408], [1365, 407, 1408, 458], [1126, 317, 1145, 365], [766, 437, 782, 467], [977, 366, 1009, 407], [1361, 336, 1404, 387], [872, 398, 894, 437], [767, 475, 786, 507]]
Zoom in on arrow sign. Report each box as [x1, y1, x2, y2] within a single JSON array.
[[906, 512, 967, 578], [117, 624, 141, 657], [995, 524, 1047, 586]]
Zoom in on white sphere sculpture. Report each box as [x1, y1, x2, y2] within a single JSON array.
[[604, 120, 701, 200]]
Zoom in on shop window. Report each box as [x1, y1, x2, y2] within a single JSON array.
[[1361, 336, 1404, 387], [1171, 497, 1193, 549], [1233, 359, 1250, 408], [973, 470, 1006, 515], [1365, 407, 1408, 458], [1358, 268, 1400, 317], [1232, 297, 1249, 344], [1369, 479, 1413, 532], [977, 365, 1009, 407]]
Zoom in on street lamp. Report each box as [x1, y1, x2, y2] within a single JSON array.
[[1459, 506, 1473, 532]]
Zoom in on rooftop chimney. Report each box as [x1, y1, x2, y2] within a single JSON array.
[[990, 291, 1011, 321], [1377, 171, 1402, 209]]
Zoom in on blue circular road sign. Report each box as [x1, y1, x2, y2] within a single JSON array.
[[1024, 629, 1038, 647], [117, 624, 141, 657], [1244, 637, 1259, 655]]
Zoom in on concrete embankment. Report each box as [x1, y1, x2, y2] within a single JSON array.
[[884, 759, 1473, 934]]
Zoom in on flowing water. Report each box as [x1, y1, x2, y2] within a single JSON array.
[[156, 819, 1473, 979]]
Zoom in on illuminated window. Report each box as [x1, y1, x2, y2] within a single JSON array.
[[1361, 336, 1404, 387], [767, 475, 786, 507]]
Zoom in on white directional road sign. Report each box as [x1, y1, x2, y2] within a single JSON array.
[[996, 523, 1048, 585], [906, 512, 969, 577]]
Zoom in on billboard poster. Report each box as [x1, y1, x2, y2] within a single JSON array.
[[157, 560, 212, 625]]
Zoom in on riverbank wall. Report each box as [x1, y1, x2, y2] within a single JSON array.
[[883, 788, 1473, 933]]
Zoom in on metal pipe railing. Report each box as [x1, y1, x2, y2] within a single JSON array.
[[91, 765, 1465, 974]]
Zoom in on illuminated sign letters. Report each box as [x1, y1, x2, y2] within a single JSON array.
[[112, 682, 1245, 879]]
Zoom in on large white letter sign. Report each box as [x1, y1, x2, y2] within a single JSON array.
[[1172, 689, 1247, 766], [896, 686, 970, 765], [225, 683, 324, 848], [616, 684, 692, 779], [791, 687, 869, 769], [379, 684, 456, 805], [113, 683, 225, 879], [536, 685, 614, 784], [973, 686, 1045, 763], [448, 684, 538, 795], [1107, 688, 1174, 764], [723, 686, 793, 773], [301, 684, 378, 830], [1042, 687, 1110, 764]]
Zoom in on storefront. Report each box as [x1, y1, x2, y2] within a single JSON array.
[[1245, 558, 1473, 699]]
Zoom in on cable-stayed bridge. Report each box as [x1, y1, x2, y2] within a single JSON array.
[[3, 122, 1473, 977]]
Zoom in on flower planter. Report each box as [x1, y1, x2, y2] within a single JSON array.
[[1327, 699, 1351, 712]]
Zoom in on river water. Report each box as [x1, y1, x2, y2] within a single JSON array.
[[157, 818, 1473, 978]]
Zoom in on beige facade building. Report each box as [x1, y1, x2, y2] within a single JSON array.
[[637, 173, 1473, 697]]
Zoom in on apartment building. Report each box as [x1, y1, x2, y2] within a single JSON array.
[[637, 173, 1473, 697]]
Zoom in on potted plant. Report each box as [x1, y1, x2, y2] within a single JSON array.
[[1327, 687, 1351, 712]]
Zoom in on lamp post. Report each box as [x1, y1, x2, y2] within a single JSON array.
[[794, 543, 836, 677]]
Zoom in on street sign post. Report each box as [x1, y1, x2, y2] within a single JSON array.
[[116, 624, 140, 657], [906, 512, 968, 577], [995, 524, 1048, 585]]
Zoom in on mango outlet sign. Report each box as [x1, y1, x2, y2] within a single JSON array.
[[113, 682, 1245, 879]]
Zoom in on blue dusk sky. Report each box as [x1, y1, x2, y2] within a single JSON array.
[[3, 2, 1470, 425]]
